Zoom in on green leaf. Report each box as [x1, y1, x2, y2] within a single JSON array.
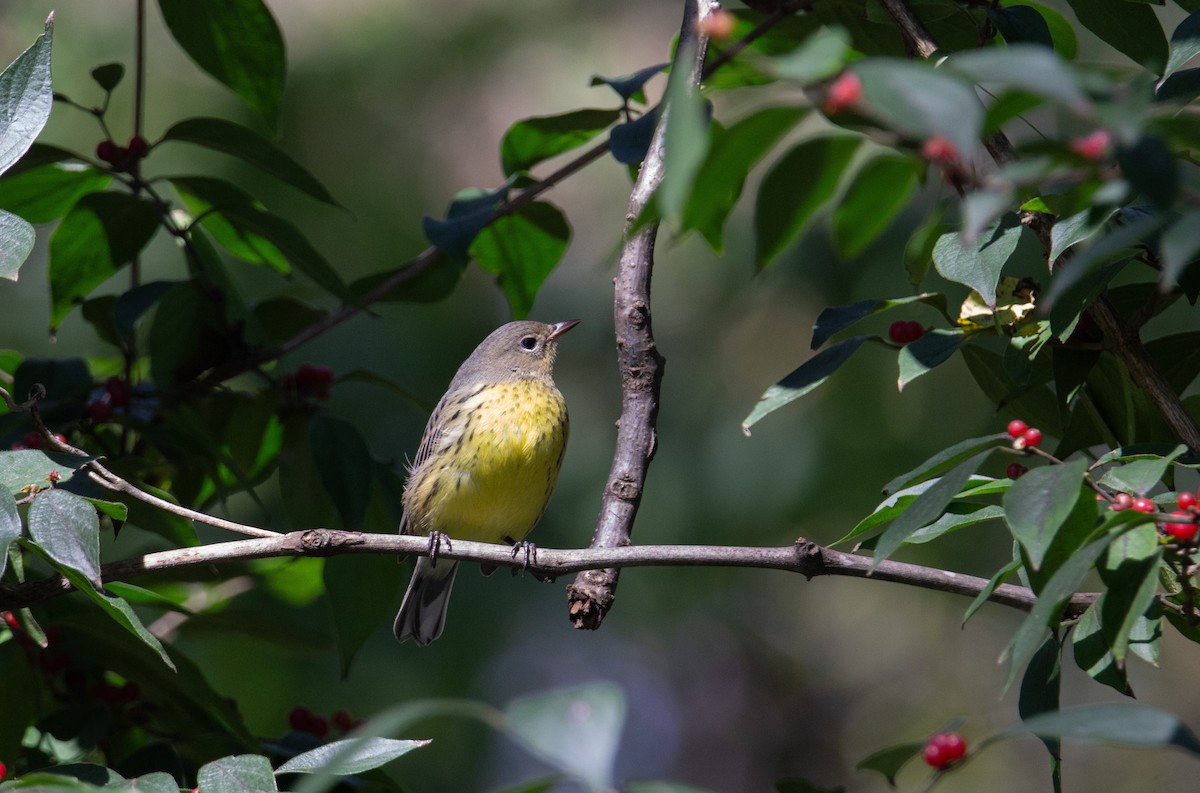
[[1099, 525, 1162, 666], [0, 163, 111, 223], [872, 450, 993, 566], [831, 155, 919, 259], [1160, 210, 1200, 286], [1073, 597, 1132, 695], [147, 281, 230, 391], [471, 201, 570, 320], [963, 557, 1021, 624], [1019, 634, 1062, 770], [276, 737, 429, 775], [883, 433, 1005, 494], [0, 489, 19, 578], [754, 136, 861, 268], [1043, 213, 1164, 319], [306, 415, 373, 532], [0, 209, 34, 279], [27, 488, 100, 586], [682, 106, 807, 252], [1003, 458, 1089, 569], [90, 63, 123, 92], [1008, 2, 1078, 59], [1065, 0, 1168, 70], [0, 448, 81, 494], [904, 206, 947, 286], [1098, 445, 1186, 495], [609, 107, 661, 165], [51, 566, 177, 671], [198, 754, 276, 793], [1049, 207, 1116, 261], [323, 552, 403, 678], [504, 683, 625, 793], [853, 58, 982, 158], [946, 44, 1088, 111], [811, 293, 945, 350], [0, 15, 53, 176], [48, 192, 160, 329], [768, 26, 852, 83], [897, 329, 964, 391], [172, 177, 287, 273], [162, 117, 339, 205], [932, 214, 1025, 308], [989, 6, 1053, 50], [1000, 704, 1200, 755], [1003, 534, 1115, 686], [742, 336, 869, 434], [114, 280, 179, 338], [1164, 11, 1200, 81], [908, 504, 1006, 544], [855, 742, 923, 786], [500, 109, 620, 176], [157, 0, 285, 125], [660, 38, 710, 223], [422, 185, 508, 265], [1117, 135, 1178, 208], [590, 63, 667, 103]]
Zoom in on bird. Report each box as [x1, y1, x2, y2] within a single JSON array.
[[393, 319, 579, 645]]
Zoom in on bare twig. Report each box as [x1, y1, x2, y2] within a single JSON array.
[[565, 0, 716, 631], [0, 530, 1097, 619]]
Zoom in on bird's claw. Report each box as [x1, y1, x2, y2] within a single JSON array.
[[428, 531, 452, 566]]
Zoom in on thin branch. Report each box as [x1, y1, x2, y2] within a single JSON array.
[[0, 530, 1098, 618], [565, 0, 716, 630]]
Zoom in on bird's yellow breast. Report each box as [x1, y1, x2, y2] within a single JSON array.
[[403, 380, 568, 543]]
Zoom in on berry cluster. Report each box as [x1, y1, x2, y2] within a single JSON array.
[[922, 731, 967, 769], [888, 320, 924, 345], [96, 135, 149, 170], [1006, 419, 1042, 449], [86, 376, 134, 424], [1108, 489, 1199, 542], [9, 431, 67, 451], [282, 363, 335, 401], [287, 705, 361, 739]]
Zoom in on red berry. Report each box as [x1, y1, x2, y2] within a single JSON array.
[[1132, 497, 1156, 514], [921, 135, 959, 164], [1163, 515, 1198, 542], [105, 377, 132, 407], [1111, 493, 1133, 511], [1177, 491, 1197, 511], [96, 140, 119, 162], [1, 611, 19, 631], [21, 431, 42, 449], [923, 732, 967, 769], [309, 715, 329, 738], [823, 72, 863, 115], [0, 760, 7, 781], [127, 135, 149, 158], [1021, 428, 1043, 448], [1006, 463, 1026, 479], [86, 400, 113, 422], [1006, 420, 1027, 438], [888, 321, 908, 344], [1069, 129, 1110, 162], [332, 709, 355, 732], [696, 9, 737, 40], [288, 705, 315, 732]]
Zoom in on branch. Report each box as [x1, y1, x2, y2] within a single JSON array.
[[0, 530, 1097, 619], [565, 0, 716, 631], [882, 0, 1200, 454]]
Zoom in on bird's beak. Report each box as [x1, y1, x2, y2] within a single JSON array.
[[548, 319, 581, 341]]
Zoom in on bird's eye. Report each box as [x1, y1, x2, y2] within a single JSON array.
[[519, 335, 538, 351]]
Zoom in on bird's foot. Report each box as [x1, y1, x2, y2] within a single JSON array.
[[427, 531, 452, 566]]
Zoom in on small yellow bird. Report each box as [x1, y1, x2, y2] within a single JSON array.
[[393, 319, 578, 645]]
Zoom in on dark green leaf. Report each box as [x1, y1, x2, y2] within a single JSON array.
[[90, 63, 123, 91], [471, 201, 570, 320], [48, 192, 160, 329], [1073, 597, 1132, 695], [0, 489, 19, 578], [1117, 135, 1178, 208], [1003, 458, 1089, 569], [811, 293, 944, 350], [855, 742, 923, 786], [683, 106, 807, 252], [1043, 213, 1164, 319], [754, 136, 861, 268], [1156, 67, 1200, 103], [500, 109, 620, 176], [660, 39, 710, 223], [1001, 704, 1200, 755], [147, 281, 230, 391], [988, 6, 1053, 49], [1063, 0, 1168, 69], [324, 551, 403, 679], [307, 415, 373, 532], [422, 186, 508, 265], [0, 163, 111, 223], [590, 64, 667, 102], [872, 450, 993, 566], [1008, 2, 1078, 58], [883, 433, 1005, 494], [1050, 207, 1116, 261], [903, 207, 948, 286], [172, 177, 288, 272], [28, 488, 100, 585], [609, 107, 661, 165], [1099, 525, 1162, 665], [157, 0, 285, 125], [276, 737, 429, 775], [198, 754, 276, 793], [1146, 332, 1200, 394], [504, 683, 625, 793], [279, 416, 340, 531], [963, 557, 1021, 625], [897, 329, 964, 390], [832, 155, 919, 259], [1098, 445, 1185, 495], [907, 504, 1006, 543], [1160, 210, 1200, 286], [113, 280, 179, 338], [948, 44, 1087, 110], [1164, 11, 1200, 80], [0, 15, 53, 176], [1019, 634, 1063, 768], [853, 59, 982, 158], [162, 117, 339, 205], [775, 780, 844, 793], [932, 214, 1025, 307], [768, 26, 851, 83], [742, 336, 869, 434], [0, 209, 35, 279]]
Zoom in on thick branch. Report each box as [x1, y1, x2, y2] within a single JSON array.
[[0, 530, 1096, 619], [565, 0, 716, 631]]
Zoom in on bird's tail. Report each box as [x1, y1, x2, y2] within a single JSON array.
[[394, 558, 460, 645]]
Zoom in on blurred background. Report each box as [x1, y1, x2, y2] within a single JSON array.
[[1, 1, 1198, 790]]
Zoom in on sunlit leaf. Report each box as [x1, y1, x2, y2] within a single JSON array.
[[742, 336, 869, 434]]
